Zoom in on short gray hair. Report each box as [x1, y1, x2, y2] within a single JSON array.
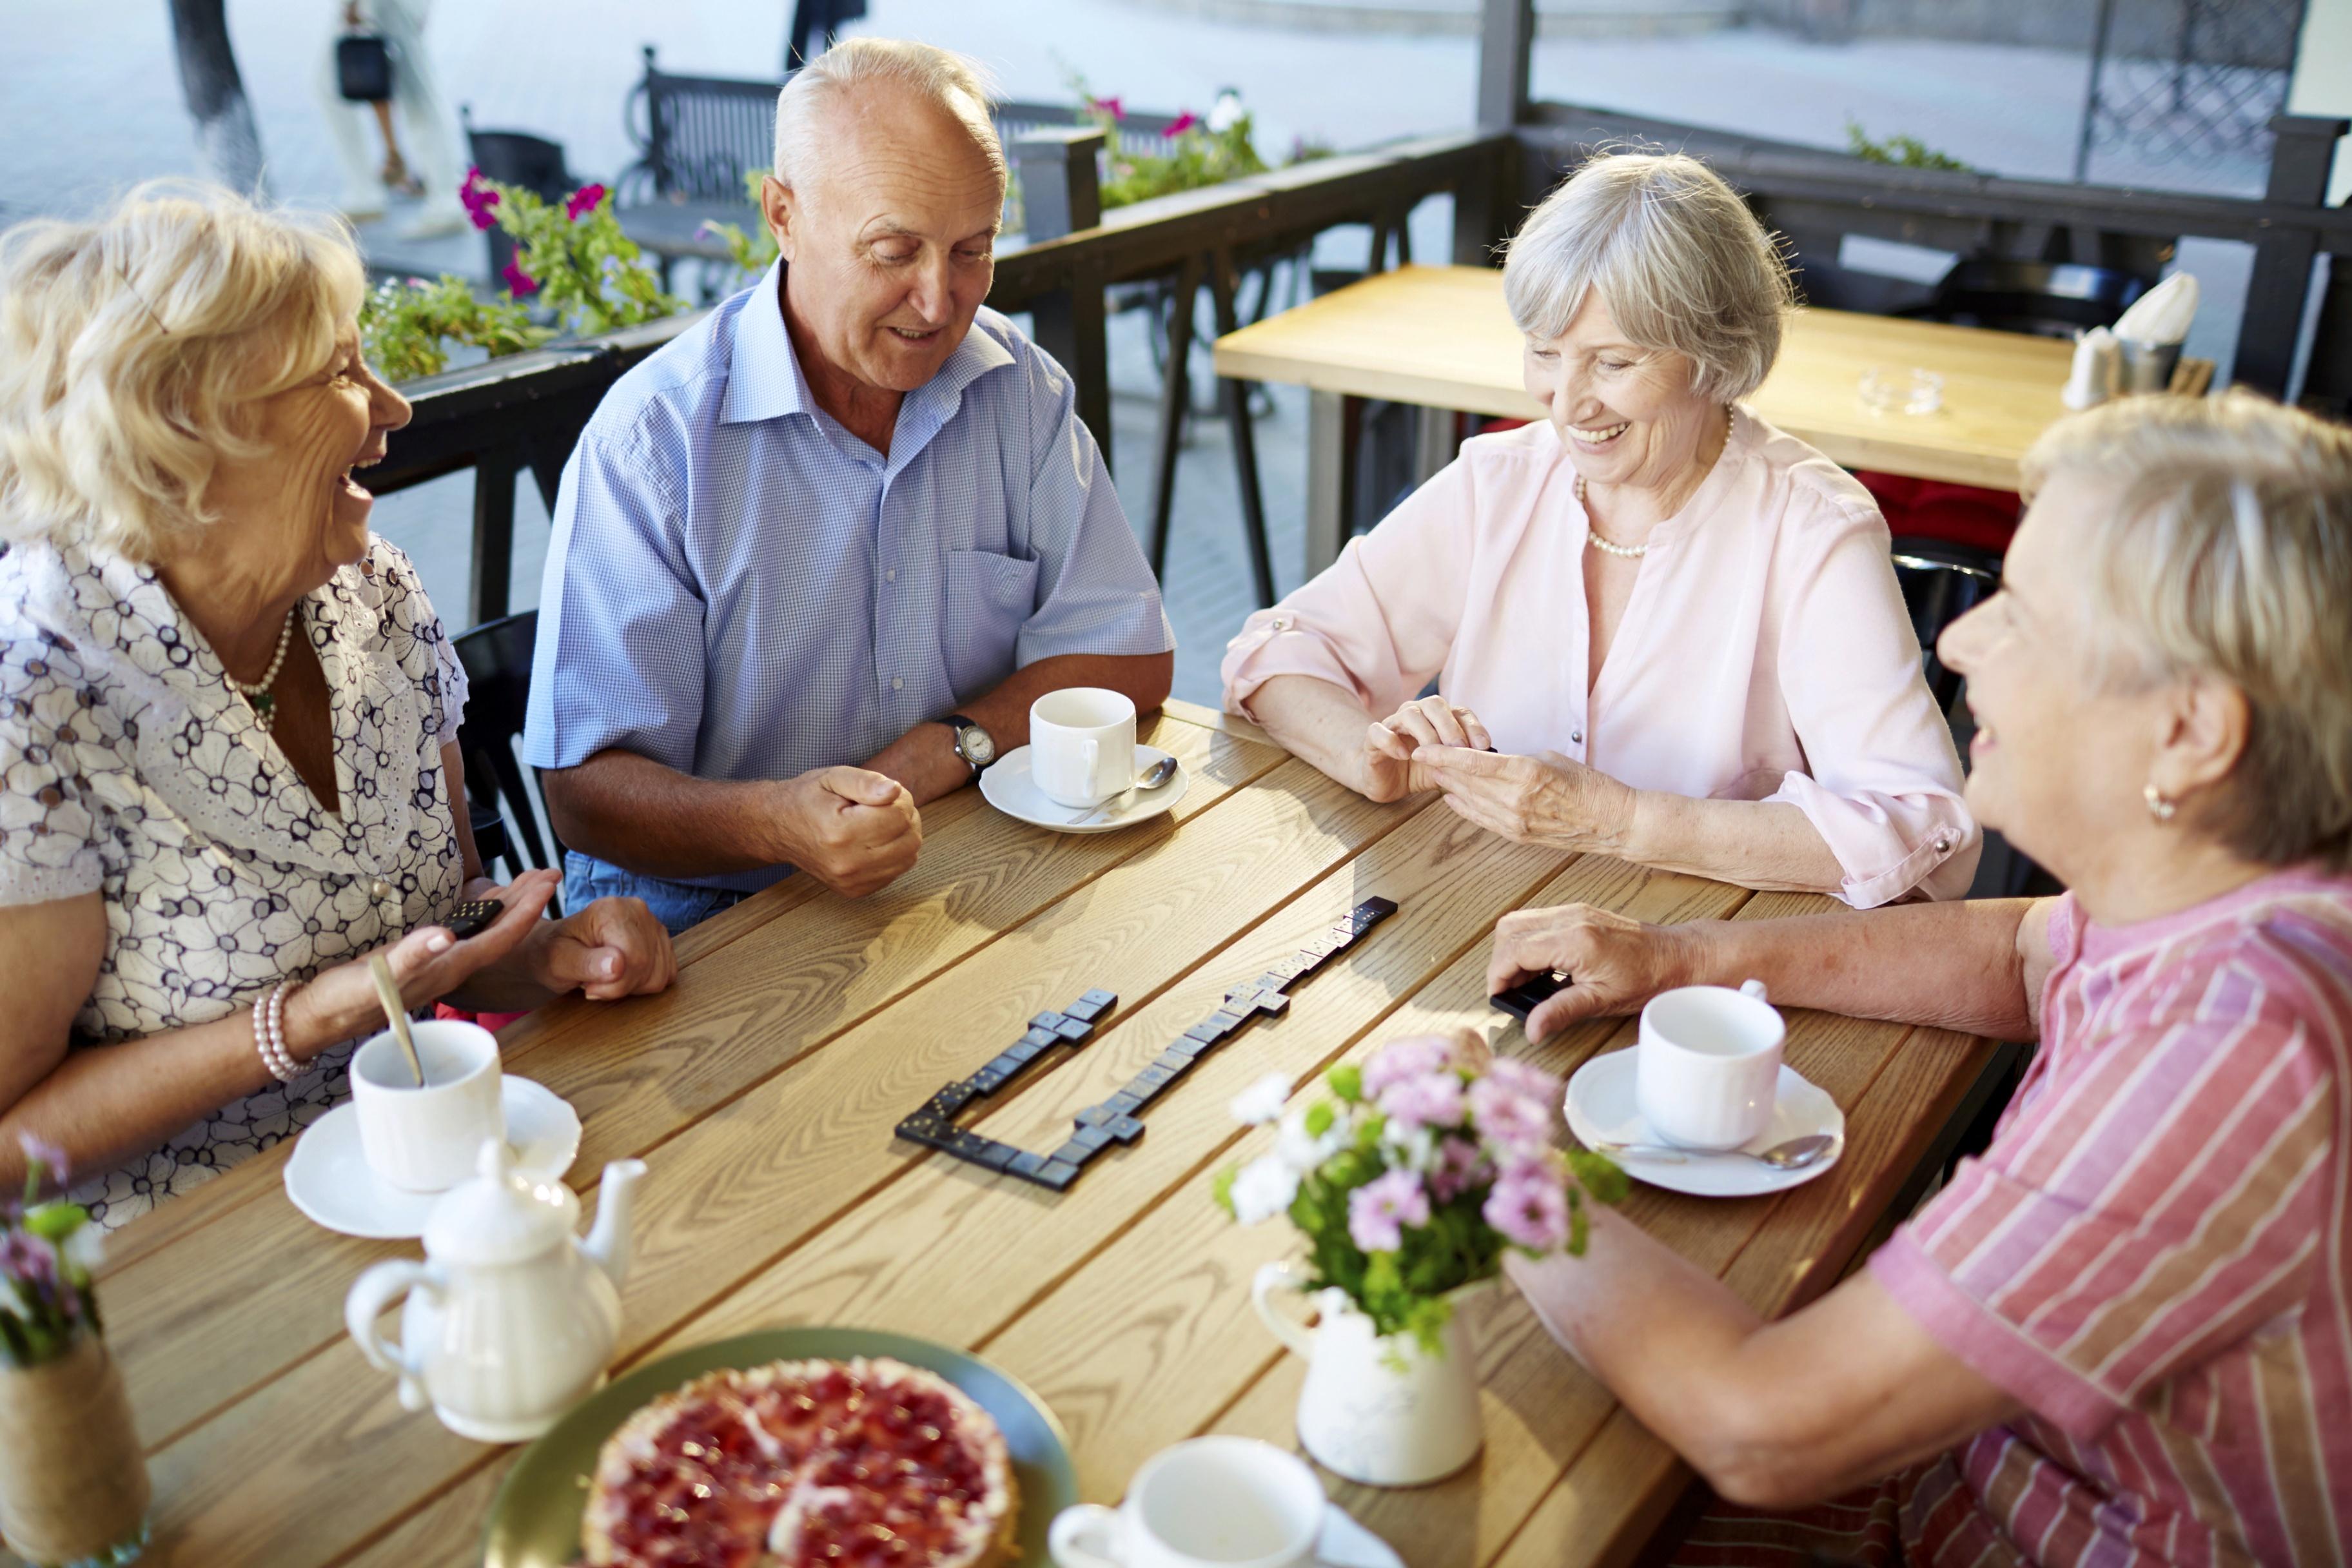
[[772, 37, 1006, 197], [1502, 152, 1793, 403], [0, 180, 363, 558], [2026, 390, 2352, 872]]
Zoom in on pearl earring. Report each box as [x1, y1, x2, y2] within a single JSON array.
[[2143, 782, 2177, 823]]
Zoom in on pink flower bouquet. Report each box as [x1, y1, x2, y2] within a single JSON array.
[[1217, 1036, 1625, 1349], [1, 1135, 103, 1368]]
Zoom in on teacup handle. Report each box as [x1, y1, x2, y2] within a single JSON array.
[[1251, 1259, 1317, 1362], [345, 1259, 440, 1413], [1049, 1503, 1124, 1568], [1740, 979, 1769, 1004]]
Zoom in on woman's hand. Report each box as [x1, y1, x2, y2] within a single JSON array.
[[1363, 697, 1492, 803], [520, 897, 675, 1002], [283, 870, 562, 1055], [1412, 747, 1637, 852], [1488, 903, 1695, 1039]]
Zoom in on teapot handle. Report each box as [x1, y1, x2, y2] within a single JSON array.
[[346, 1259, 440, 1413], [1251, 1260, 1317, 1362]]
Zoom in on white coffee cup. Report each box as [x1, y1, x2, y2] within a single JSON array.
[[1635, 979, 1785, 1151], [350, 1019, 505, 1192], [1050, 1436, 1326, 1568], [1030, 687, 1138, 808]]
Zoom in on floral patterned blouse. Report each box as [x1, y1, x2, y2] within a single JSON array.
[[0, 537, 469, 1229]]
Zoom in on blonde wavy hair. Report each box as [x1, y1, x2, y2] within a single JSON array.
[[2026, 390, 2352, 871], [0, 181, 366, 559]]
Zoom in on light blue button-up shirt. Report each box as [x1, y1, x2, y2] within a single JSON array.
[[524, 265, 1173, 894]]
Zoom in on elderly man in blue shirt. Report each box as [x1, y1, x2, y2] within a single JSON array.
[[525, 38, 1175, 933]]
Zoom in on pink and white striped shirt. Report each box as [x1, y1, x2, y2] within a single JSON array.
[[1872, 868, 2352, 1567]]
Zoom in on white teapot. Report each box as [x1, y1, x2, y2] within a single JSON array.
[[345, 1140, 646, 1443]]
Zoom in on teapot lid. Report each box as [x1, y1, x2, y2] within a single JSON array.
[[424, 1140, 580, 1265]]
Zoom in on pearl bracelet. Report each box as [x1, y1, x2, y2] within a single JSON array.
[[253, 981, 301, 1084]]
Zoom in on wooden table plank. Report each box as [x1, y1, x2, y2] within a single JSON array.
[[104, 712, 1269, 1449], [132, 763, 1429, 1565], [1211, 264, 2073, 493]]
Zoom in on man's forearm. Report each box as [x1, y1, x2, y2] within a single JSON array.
[[542, 750, 790, 878], [863, 651, 1175, 806], [1671, 897, 2039, 1040]]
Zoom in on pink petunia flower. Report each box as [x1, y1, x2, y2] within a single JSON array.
[[1089, 95, 1124, 121], [1377, 1072, 1465, 1132], [565, 182, 609, 222], [500, 259, 539, 298], [17, 1132, 67, 1188], [1362, 1036, 1457, 1100], [460, 168, 501, 231], [1164, 111, 1199, 137], [1469, 1075, 1553, 1154], [1429, 1135, 1490, 1201], [1484, 1164, 1569, 1251], [1347, 1168, 1429, 1253]]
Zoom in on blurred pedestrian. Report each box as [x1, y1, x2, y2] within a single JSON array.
[[318, 0, 466, 237]]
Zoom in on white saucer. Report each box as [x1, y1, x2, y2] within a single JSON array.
[[283, 1076, 583, 1239], [981, 744, 1190, 834], [1318, 1504, 1406, 1568], [1563, 1049, 1843, 1199]]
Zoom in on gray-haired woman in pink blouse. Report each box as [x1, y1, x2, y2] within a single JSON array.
[[1223, 152, 1977, 906]]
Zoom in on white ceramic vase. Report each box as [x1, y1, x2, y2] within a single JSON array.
[[1251, 1259, 1485, 1487]]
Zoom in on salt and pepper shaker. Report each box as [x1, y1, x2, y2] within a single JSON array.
[[2063, 327, 2121, 410]]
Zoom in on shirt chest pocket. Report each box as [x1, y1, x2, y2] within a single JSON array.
[[941, 548, 1041, 698]]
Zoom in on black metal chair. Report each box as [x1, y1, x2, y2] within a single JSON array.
[[451, 611, 562, 896], [1889, 536, 2003, 713], [1903, 258, 2153, 340], [461, 109, 580, 289]]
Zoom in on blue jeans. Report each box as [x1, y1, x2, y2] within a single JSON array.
[[563, 852, 746, 937]]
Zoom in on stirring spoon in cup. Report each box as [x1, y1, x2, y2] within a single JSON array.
[[366, 952, 427, 1087]]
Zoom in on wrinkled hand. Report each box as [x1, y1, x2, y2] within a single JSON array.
[[779, 766, 923, 898], [289, 870, 561, 1052], [1362, 696, 1491, 803], [1411, 746, 1636, 852], [1488, 903, 1691, 1040], [527, 896, 676, 1001]]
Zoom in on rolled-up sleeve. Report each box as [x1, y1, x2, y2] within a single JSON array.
[[523, 433, 707, 774], [1763, 500, 1979, 906], [1220, 456, 1476, 720], [1013, 349, 1174, 666]]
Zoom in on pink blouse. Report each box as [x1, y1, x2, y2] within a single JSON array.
[[1220, 409, 1978, 906]]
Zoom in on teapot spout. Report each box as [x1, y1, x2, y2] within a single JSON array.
[[582, 1159, 647, 1289]]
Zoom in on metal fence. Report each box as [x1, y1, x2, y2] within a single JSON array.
[[2074, 0, 2311, 178]]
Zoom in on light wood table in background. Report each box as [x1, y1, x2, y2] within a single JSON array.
[[1213, 264, 2075, 576], [77, 700, 2010, 1568]]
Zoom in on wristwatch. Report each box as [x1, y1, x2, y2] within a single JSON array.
[[942, 714, 998, 778]]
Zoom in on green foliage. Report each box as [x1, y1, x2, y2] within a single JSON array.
[[1284, 1142, 1511, 1353], [1845, 120, 1972, 172], [698, 170, 779, 278], [3, 1148, 103, 1369], [1211, 1164, 1238, 1218], [1326, 1063, 1363, 1103], [494, 181, 687, 337], [358, 274, 551, 384]]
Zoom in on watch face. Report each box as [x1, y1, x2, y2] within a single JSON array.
[[962, 725, 998, 766]]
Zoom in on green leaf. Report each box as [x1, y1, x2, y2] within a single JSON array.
[[1303, 1101, 1334, 1138], [1565, 1148, 1630, 1205], [1211, 1166, 1238, 1217], [1326, 1064, 1363, 1104], [21, 1203, 85, 1244]]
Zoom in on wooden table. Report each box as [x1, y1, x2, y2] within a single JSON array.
[[79, 700, 2006, 1568], [1211, 264, 2075, 576]]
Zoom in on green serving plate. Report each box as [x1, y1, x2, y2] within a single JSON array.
[[483, 1326, 1078, 1568]]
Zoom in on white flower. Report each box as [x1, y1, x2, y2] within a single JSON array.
[[1228, 1072, 1292, 1126], [63, 1225, 104, 1275], [1275, 1105, 1351, 1173], [1229, 1154, 1301, 1226], [1381, 1119, 1438, 1173]]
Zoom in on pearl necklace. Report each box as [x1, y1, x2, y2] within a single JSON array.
[[230, 607, 299, 732], [1578, 406, 1736, 560]]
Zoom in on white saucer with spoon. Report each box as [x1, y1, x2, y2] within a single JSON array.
[[981, 743, 1188, 834], [1564, 1047, 1844, 1199]]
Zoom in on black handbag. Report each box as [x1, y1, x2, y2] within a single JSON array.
[[335, 33, 393, 103]]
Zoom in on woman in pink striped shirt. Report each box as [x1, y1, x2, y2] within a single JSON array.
[[1491, 390, 2352, 1565], [1223, 152, 1977, 907]]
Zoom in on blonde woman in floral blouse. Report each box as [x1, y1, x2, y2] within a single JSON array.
[[0, 182, 676, 1228]]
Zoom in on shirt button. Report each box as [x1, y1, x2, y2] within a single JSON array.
[[885, 569, 896, 582], [1570, 730, 1583, 745], [892, 678, 905, 691], [1269, 616, 1290, 631], [369, 878, 391, 901], [1934, 836, 1952, 854]]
